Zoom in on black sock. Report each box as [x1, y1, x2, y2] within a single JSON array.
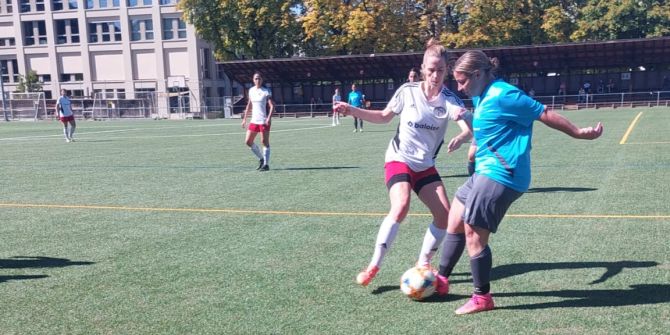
[[470, 245, 492, 295], [438, 233, 466, 277]]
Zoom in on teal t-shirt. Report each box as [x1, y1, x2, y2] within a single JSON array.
[[348, 90, 364, 107], [472, 79, 545, 192]]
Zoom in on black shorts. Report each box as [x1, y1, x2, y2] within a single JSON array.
[[455, 174, 523, 233]]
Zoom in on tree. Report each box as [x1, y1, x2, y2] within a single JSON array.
[[16, 70, 42, 93], [439, 0, 550, 48], [571, 0, 670, 41], [178, 0, 303, 60], [299, 0, 432, 56]]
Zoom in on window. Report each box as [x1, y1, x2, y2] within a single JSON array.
[[162, 18, 186, 40], [159, 0, 176, 4], [86, 0, 120, 9], [127, 0, 151, 6], [202, 49, 211, 79], [19, 0, 44, 12], [130, 19, 153, 41], [1, 0, 13, 14], [60, 73, 83, 82], [55, 19, 80, 44], [88, 21, 122, 43], [23, 21, 48, 46], [53, 0, 77, 10], [38, 74, 51, 82], [0, 38, 15, 47], [116, 88, 125, 99], [1, 59, 19, 83]]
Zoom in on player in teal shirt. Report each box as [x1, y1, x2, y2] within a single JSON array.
[[348, 83, 364, 132], [471, 78, 545, 192], [437, 50, 603, 315]]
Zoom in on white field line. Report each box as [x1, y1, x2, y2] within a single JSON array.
[[0, 121, 334, 142]]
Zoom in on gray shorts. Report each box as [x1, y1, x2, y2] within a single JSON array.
[[454, 174, 523, 233]]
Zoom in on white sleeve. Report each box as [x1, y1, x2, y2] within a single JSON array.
[[386, 87, 405, 114], [446, 96, 467, 121]]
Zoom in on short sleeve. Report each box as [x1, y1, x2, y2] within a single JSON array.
[[386, 86, 405, 114], [497, 88, 545, 126], [445, 95, 466, 121]]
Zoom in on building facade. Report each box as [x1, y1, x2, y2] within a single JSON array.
[[0, 0, 231, 118]]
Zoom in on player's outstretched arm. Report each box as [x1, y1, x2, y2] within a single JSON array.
[[539, 107, 603, 140], [333, 101, 395, 124], [447, 119, 473, 153]]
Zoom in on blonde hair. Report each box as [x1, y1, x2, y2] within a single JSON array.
[[423, 38, 448, 63], [453, 50, 500, 76]]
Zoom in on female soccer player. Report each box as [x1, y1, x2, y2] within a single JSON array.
[[56, 89, 76, 142], [407, 67, 419, 83], [332, 88, 341, 126], [242, 71, 275, 171], [334, 39, 472, 292], [438, 50, 603, 314]]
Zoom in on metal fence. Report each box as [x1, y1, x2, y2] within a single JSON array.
[[2, 90, 669, 121]]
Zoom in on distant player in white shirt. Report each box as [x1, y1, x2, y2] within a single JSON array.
[[332, 88, 341, 126], [334, 39, 472, 293], [242, 71, 275, 171], [56, 89, 76, 143]]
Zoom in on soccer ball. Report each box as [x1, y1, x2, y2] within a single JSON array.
[[400, 266, 436, 301]]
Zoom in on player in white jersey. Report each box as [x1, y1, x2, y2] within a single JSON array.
[[56, 89, 76, 143], [242, 71, 275, 171], [334, 39, 472, 293]]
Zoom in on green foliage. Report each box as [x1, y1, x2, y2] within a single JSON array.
[[571, 0, 667, 41], [178, 0, 302, 60], [16, 70, 42, 93], [180, 0, 670, 58]]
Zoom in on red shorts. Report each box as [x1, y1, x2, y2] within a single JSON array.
[[59, 115, 75, 123], [248, 123, 270, 133], [384, 161, 442, 194]]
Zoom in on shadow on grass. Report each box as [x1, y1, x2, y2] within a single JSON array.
[[0, 256, 94, 284], [526, 187, 597, 193], [0, 275, 48, 283], [0, 256, 95, 269], [273, 166, 360, 171], [496, 284, 670, 309], [371, 285, 468, 303], [450, 261, 659, 285]]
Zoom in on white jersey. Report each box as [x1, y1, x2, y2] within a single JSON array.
[[248, 86, 272, 124], [56, 96, 73, 117], [384, 82, 465, 172]]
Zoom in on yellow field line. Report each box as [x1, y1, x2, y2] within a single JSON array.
[[1, 203, 668, 220], [619, 112, 643, 145], [624, 141, 670, 145]]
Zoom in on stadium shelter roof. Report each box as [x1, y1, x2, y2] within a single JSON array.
[[218, 37, 670, 84]]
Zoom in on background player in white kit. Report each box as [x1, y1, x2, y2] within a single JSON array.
[[334, 39, 471, 293], [242, 71, 275, 171], [56, 89, 76, 143]]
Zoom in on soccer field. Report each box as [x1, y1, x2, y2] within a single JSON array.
[[1, 109, 669, 334]]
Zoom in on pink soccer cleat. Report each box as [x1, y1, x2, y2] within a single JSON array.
[[455, 293, 495, 315], [434, 272, 449, 296], [356, 266, 379, 287]]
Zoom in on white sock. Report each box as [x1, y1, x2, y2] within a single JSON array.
[[263, 146, 270, 165], [63, 127, 69, 139], [68, 124, 76, 139], [250, 143, 263, 160], [417, 222, 446, 267], [369, 216, 400, 268]]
